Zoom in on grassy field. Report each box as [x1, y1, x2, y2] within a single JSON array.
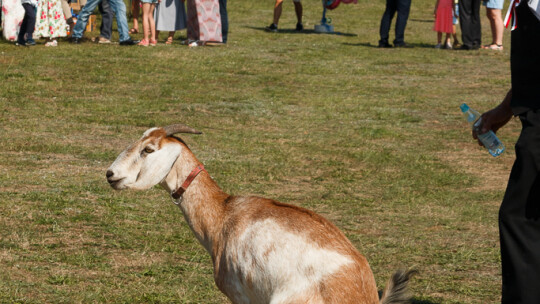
[[0, 0, 519, 303]]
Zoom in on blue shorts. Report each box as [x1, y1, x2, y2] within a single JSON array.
[[482, 0, 504, 10], [453, 4, 459, 25]]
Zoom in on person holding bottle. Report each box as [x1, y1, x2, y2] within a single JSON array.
[[472, 2, 540, 303]]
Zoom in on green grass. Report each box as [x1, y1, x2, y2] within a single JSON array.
[[0, 0, 519, 303]]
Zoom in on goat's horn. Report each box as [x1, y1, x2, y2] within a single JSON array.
[[163, 124, 202, 136]]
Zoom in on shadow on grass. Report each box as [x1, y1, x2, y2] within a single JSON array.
[[411, 299, 440, 304], [410, 18, 435, 23], [342, 42, 436, 49], [245, 26, 357, 37]]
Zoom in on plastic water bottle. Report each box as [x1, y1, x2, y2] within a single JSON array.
[[460, 103, 505, 157]]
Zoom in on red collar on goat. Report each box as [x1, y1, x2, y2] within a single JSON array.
[[172, 164, 206, 199]]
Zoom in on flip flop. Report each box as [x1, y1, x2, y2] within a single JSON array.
[[129, 28, 139, 34]]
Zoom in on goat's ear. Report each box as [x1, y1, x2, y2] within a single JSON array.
[[163, 124, 203, 136]]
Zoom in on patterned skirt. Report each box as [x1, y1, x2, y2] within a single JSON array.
[[34, 0, 67, 38], [186, 0, 221, 42]]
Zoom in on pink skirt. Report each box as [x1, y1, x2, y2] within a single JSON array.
[[433, 0, 453, 33]]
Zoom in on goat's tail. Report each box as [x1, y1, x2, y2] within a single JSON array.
[[379, 268, 417, 304]]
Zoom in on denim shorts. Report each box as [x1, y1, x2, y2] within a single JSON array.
[[482, 0, 504, 9]]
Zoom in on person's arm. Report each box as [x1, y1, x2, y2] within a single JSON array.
[[473, 89, 513, 145]]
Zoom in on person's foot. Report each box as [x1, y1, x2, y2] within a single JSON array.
[[453, 41, 461, 49], [444, 42, 453, 49], [45, 39, 58, 47], [98, 37, 111, 44], [149, 39, 157, 46], [15, 40, 26, 46], [434, 43, 442, 49], [70, 37, 82, 44], [26, 39, 36, 46], [295, 22, 303, 31], [459, 44, 479, 50], [137, 39, 149, 46], [265, 23, 278, 32], [120, 39, 141, 46], [378, 42, 392, 48]]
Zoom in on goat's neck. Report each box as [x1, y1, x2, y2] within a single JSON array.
[[160, 153, 229, 255]]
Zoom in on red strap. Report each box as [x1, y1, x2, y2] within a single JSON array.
[[172, 164, 205, 199]]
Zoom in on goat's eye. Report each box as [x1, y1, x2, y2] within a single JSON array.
[[143, 147, 155, 154]]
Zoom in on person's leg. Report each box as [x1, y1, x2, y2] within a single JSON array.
[[99, 0, 113, 40], [393, 0, 411, 45], [459, 0, 474, 48], [17, 4, 30, 43], [470, 0, 481, 48], [218, 0, 227, 42], [72, 0, 101, 38], [293, 0, 302, 24], [132, 0, 140, 32], [499, 111, 540, 304], [486, 7, 503, 45], [149, 2, 156, 42], [108, 0, 131, 41], [437, 31, 442, 44], [379, 0, 397, 46], [141, 2, 150, 41], [272, 0, 283, 25]]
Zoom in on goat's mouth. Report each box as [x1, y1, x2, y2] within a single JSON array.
[[107, 177, 126, 189]]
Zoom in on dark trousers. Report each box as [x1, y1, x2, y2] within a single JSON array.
[[219, 0, 228, 43], [458, 0, 481, 48], [17, 3, 36, 42], [99, 0, 114, 39], [378, 0, 411, 46], [499, 110, 540, 304]]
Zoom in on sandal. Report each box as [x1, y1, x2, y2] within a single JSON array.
[[165, 36, 174, 45], [482, 43, 503, 51], [149, 39, 157, 46], [138, 39, 149, 46], [129, 28, 139, 34]]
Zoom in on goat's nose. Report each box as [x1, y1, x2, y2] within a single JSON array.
[[106, 170, 114, 179]]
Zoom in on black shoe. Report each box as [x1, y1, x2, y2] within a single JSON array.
[[119, 39, 140, 46], [458, 44, 478, 50], [378, 42, 393, 48], [71, 37, 81, 44], [16, 40, 26, 46], [296, 22, 303, 31], [265, 23, 278, 32], [394, 42, 412, 48], [26, 39, 36, 46]]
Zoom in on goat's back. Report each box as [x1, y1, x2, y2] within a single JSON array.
[[213, 196, 379, 304]]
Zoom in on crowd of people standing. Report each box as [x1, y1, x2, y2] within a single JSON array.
[[0, 0, 512, 49], [1, 0, 228, 46], [378, 0, 507, 50]]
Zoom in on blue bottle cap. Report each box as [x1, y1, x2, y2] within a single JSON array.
[[460, 103, 469, 113]]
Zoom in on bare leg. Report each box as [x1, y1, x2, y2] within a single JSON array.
[[486, 8, 503, 45], [149, 3, 156, 41], [142, 3, 151, 41], [272, 0, 283, 25], [437, 31, 442, 44], [132, 0, 140, 32]]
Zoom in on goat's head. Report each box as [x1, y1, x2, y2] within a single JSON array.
[[106, 124, 202, 190]]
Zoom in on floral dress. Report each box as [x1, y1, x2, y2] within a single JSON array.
[[34, 0, 66, 38], [1, 0, 25, 41]]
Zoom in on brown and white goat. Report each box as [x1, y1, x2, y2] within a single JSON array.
[[106, 124, 415, 304]]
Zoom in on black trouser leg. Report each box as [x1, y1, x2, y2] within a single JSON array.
[[18, 3, 36, 42], [393, 0, 411, 45], [459, 0, 481, 48], [379, 0, 397, 45], [499, 110, 540, 304]]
